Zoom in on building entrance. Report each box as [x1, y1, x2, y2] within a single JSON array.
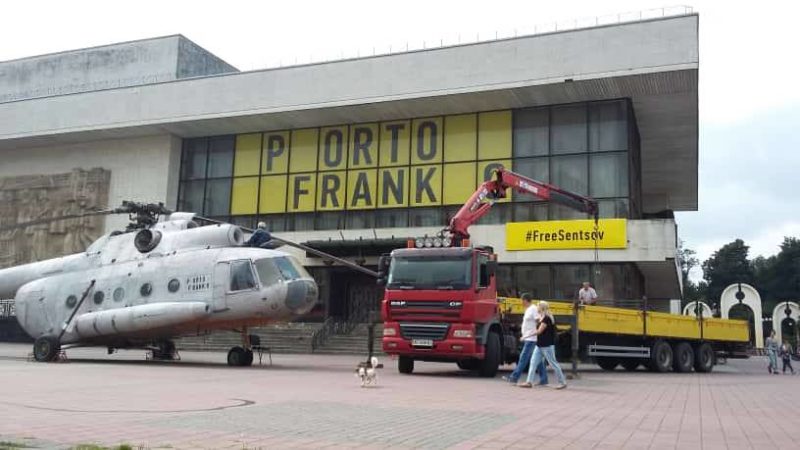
[[327, 268, 382, 322]]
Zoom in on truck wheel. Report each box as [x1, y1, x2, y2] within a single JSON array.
[[457, 359, 480, 371], [672, 342, 694, 373], [620, 359, 640, 371], [648, 340, 673, 373], [694, 343, 715, 373], [596, 357, 619, 371], [33, 336, 60, 362], [479, 332, 501, 378], [398, 356, 414, 374]]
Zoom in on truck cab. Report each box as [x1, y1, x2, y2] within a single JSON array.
[[380, 244, 515, 377]]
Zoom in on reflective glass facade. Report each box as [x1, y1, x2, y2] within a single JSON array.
[[178, 99, 640, 229]]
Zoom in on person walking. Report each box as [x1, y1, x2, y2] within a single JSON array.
[[578, 282, 598, 305], [765, 330, 779, 374], [518, 301, 566, 390], [779, 340, 795, 375], [503, 294, 548, 385]]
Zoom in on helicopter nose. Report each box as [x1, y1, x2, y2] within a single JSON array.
[[284, 279, 318, 314]]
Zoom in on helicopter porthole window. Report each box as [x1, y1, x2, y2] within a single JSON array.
[[113, 287, 125, 302], [93, 291, 104, 305], [65, 295, 77, 308], [168, 279, 180, 293], [140, 283, 153, 297]]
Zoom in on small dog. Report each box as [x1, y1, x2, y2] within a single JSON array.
[[355, 356, 382, 387]]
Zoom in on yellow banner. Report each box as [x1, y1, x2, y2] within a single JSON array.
[[506, 219, 627, 250]]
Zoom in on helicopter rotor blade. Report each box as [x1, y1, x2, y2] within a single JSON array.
[[194, 216, 380, 278], [0, 208, 118, 233]]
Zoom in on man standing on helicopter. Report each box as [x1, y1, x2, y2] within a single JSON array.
[[246, 222, 272, 248]]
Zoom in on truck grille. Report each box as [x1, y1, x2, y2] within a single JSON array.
[[389, 300, 462, 309], [399, 323, 450, 341]]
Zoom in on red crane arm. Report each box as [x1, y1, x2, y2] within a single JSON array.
[[446, 167, 599, 242]]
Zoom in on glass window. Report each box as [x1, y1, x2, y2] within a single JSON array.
[[551, 104, 587, 154], [598, 199, 629, 219], [346, 211, 374, 230], [550, 203, 591, 220], [514, 265, 551, 299], [376, 209, 408, 228], [207, 136, 235, 178], [551, 154, 588, 195], [259, 214, 286, 232], [204, 178, 232, 217], [480, 203, 512, 224], [513, 203, 548, 222], [513, 108, 549, 157], [589, 101, 628, 152], [181, 139, 208, 180], [179, 180, 205, 213], [274, 256, 307, 280], [230, 261, 257, 291], [316, 212, 345, 230], [93, 291, 104, 304], [496, 265, 515, 298], [168, 279, 180, 293], [512, 158, 549, 199], [477, 254, 489, 288], [590, 153, 628, 198], [552, 264, 591, 300], [409, 207, 443, 228], [388, 255, 472, 289], [287, 213, 314, 231], [230, 215, 256, 230], [254, 258, 283, 286]]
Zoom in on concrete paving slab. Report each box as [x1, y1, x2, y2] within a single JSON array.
[[0, 343, 798, 449]]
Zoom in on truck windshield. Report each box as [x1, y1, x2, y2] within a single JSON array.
[[387, 257, 472, 289]]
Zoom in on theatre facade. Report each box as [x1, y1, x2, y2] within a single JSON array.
[[0, 13, 699, 320]]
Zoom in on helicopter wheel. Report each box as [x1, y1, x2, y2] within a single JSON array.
[[33, 336, 61, 362], [227, 346, 249, 366], [152, 340, 177, 360]]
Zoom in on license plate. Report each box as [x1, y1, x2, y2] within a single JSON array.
[[411, 339, 433, 348]]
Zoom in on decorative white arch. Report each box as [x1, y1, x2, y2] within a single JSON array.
[[772, 301, 800, 345], [683, 301, 713, 318], [720, 283, 763, 348]]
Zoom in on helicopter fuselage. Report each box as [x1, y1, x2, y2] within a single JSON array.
[[0, 219, 318, 348]]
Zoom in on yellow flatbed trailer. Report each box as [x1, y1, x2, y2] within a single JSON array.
[[499, 298, 750, 373]]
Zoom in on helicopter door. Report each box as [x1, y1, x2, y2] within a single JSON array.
[[212, 263, 229, 312]]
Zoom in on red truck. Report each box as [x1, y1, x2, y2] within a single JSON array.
[[378, 167, 598, 377]]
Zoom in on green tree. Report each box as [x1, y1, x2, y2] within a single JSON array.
[[702, 239, 754, 303], [756, 237, 800, 313], [678, 241, 703, 303]]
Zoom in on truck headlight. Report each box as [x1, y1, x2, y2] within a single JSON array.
[[383, 328, 397, 336], [453, 329, 473, 338]]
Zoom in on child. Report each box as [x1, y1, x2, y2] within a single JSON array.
[[779, 341, 795, 375]]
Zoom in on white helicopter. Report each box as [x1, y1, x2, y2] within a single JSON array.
[[0, 201, 378, 366]]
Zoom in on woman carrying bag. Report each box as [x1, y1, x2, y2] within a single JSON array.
[[518, 301, 567, 390]]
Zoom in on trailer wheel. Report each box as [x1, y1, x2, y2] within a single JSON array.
[[648, 340, 673, 373], [672, 342, 694, 373], [596, 357, 619, 371], [457, 359, 480, 371], [620, 359, 641, 371], [694, 343, 715, 373], [478, 332, 501, 378], [398, 356, 414, 374]]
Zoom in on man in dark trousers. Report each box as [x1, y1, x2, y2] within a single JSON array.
[[246, 222, 272, 248]]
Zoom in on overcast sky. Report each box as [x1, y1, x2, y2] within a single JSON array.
[[2, 0, 798, 280]]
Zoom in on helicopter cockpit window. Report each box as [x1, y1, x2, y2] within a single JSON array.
[[140, 283, 153, 297], [273, 257, 309, 281], [229, 260, 257, 292], [254, 258, 282, 286], [113, 287, 125, 302], [93, 291, 104, 304], [65, 295, 77, 308], [168, 279, 180, 293]]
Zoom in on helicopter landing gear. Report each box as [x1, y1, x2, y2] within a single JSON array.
[[33, 336, 61, 362], [227, 346, 253, 366], [151, 340, 178, 361]]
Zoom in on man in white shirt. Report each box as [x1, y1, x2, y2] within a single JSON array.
[[503, 293, 548, 385], [578, 282, 598, 305]]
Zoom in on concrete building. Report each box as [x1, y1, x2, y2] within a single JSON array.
[[0, 13, 698, 321]]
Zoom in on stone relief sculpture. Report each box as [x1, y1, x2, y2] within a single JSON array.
[[0, 168, 110, 269]]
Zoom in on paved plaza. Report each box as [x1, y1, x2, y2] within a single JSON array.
[[0, 343, 797, 449]]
